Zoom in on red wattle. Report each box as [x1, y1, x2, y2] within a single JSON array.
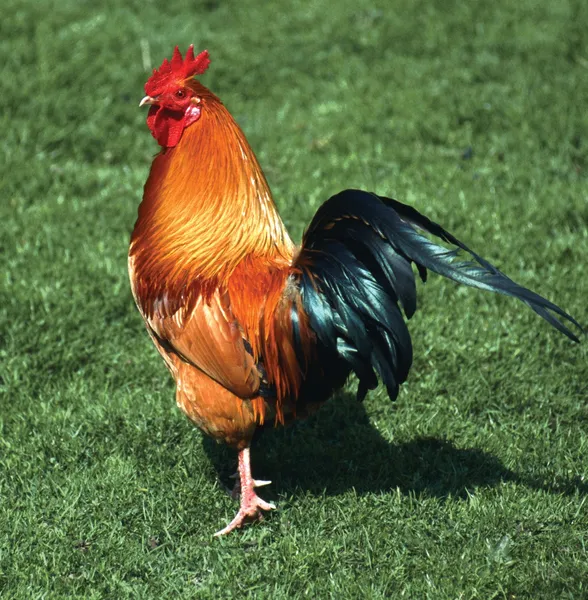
[[146, 104, 202, 149]]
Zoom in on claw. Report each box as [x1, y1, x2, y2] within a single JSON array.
[[213, 494, 276, 536]]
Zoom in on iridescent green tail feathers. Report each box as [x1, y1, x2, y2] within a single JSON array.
[[294, 189, 582, 402]]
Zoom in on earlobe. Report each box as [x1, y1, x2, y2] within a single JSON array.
[[183, 104, 202, 129]]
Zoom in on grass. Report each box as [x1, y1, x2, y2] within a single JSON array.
[[1, 0, 587, 597]]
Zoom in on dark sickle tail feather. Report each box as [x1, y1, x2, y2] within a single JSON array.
[[294, 189, 582, 402]]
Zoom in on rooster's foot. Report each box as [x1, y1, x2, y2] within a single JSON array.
[[214, 448, 275, 536]]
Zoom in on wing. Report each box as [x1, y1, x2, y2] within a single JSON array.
[[146, 290, 261, 399]]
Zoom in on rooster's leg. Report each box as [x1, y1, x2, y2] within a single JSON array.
[[214, 447, 275, 536]]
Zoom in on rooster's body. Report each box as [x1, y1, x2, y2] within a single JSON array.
[[129, 47, 581, 535]]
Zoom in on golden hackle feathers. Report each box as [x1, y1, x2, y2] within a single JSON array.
[[130, 82, 294, 316]]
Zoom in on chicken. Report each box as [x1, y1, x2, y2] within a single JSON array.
[[129, 46, 582, 536]]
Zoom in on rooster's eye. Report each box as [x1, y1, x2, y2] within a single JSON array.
[[175, 89, 186, 99]]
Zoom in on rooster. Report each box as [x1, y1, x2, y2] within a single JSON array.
[[129, 46, 582, 536]]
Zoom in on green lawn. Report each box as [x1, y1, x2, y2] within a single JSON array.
[[1, 0, 587, 597]]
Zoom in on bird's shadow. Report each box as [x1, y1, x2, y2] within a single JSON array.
[[203, 392, 587, 501]]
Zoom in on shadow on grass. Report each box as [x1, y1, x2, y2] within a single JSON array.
[[203, 392, 588, 501]]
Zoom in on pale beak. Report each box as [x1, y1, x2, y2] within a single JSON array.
[[139, 95, 156, 107]]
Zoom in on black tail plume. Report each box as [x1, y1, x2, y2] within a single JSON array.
[[294, 189, 582, 402]]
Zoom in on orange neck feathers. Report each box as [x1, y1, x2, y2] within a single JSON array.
[[130, 85, 294, 315]]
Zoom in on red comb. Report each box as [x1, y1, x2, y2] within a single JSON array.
[[145, 45, 210, 96]]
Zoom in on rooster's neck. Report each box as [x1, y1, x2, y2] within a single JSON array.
[[130, 97, 294, 312]]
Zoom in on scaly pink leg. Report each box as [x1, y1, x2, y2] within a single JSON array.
[[214, 447, 276, 536]]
